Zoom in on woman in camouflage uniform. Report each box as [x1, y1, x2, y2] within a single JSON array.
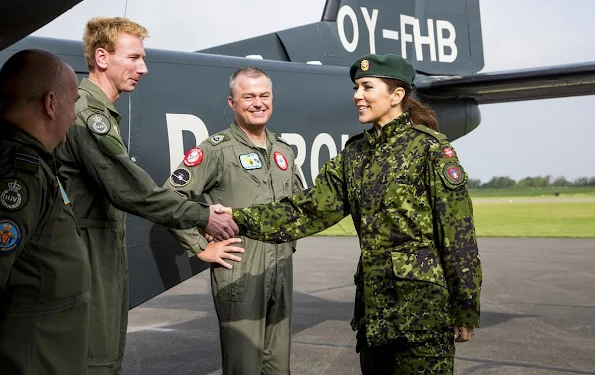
[[229, 53, 482, 374]]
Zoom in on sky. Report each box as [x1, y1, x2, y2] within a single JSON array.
[[31, 0, 595, 183]]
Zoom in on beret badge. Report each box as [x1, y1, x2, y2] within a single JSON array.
[[360, 59, 370, 71]]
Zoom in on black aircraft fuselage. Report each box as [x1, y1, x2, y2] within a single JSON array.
[[2, 0, 594, 308], [1, 33, 478, 307]]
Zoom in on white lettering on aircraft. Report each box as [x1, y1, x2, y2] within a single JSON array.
[[165, 114, 350, 188], [337, 5, 359, 53], [337, 5, 458, 63]]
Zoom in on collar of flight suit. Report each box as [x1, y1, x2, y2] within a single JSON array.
[[78, 78, 122, 124], [1, 119, 61, 171], [229, 121, 276, 152], [364, 111, 412, 145]]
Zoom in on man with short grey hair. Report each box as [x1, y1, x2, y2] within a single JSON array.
[[165, 67, 303, 375]]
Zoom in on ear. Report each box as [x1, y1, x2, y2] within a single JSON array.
[[95, 48, 109, 70], [391, 87, 406, 107], [43, 91, 58, 120], [227, 96, 234, 109]]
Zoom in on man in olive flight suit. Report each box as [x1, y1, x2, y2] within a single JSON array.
[[54, 17, 238, 375], [164, 67, 303, 375], [0, 50, 91, 375]]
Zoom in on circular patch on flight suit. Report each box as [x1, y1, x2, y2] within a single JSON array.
[[274, 151, 288, 171], [183, 147, 204, 167], [443, 162, 464, 185], [0, 218, 22, 254], [86, 113, 111, 135], [170, 168, 191, 187], [0, 178, 28, 211]]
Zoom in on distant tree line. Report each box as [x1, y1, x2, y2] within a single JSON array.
[[468, 176, 595, 189]]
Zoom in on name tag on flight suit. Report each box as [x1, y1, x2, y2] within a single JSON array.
[[239, 153, 262, 170]]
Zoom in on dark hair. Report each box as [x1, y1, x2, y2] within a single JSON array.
[[0, 49, 64, 113], [379, 78, 438, 130]]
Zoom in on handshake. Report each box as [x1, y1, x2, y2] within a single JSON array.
[[204, 204, 234, 241], [200, 204, 242, 269], [204, 204, 234, 240]]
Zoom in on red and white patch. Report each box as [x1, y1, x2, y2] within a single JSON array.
[[183, 147, 204, 167], [274, 151, 288, 171], [443, 147, 455, 158]]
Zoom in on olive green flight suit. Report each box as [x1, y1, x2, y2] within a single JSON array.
[[55, 78, 211, 375], [164, 122, 303, 375], [0, 121, 91, 375]]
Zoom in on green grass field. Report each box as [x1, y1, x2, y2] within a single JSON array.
[[316, 196, 595, 238], [469, 186, 595, 197]]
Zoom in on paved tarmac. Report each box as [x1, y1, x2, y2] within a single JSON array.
[[123, 237, 595, 375]]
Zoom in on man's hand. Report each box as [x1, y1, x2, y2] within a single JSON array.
[[215, 205, 232, 216], [205, 204, 238, 240], [454, 326, 474, 342], [197, 237, 243, 269]]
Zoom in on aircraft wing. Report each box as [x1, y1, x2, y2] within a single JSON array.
[[416, 62, 595, 104], [0, 0, 82, 51]]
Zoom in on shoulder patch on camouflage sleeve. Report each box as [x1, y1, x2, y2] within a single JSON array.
[[0, 218, 22, 254], [0, 178, 28, 211], [413, 125, 447, 141], [86, 113, 111, 135], [440, 161, 466, 189], [344, 132, 365, 149], [207, 133, 228, 146]]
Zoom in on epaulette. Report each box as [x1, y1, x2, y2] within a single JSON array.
[[413, 125, 447, 141], [344, 132, 365, 148], [86, 94, 106, 112], [13, 145, 40, 174], [273, 133, 291, 147], [207, 133, 229, 146]]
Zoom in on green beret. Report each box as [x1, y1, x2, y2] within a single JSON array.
[[350, 54, 415, 87]]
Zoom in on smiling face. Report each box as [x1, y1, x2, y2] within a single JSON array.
[[106, 32, 148, 93], [228, 73, 273, 130], [353, 77, 405, 126]]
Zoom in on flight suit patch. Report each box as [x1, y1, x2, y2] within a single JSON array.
[[0, 178, 28, 211], [170, 168, 191, 187], [443, 147, 455, 158], [86, 113, 111, 135], [183, 148, 204, 167], [208, 134, 227, 145], [239, 153, 262, 170], [442, 162, 465, 187], [0, 218, 22, 254], [274, 151, 288, 171]]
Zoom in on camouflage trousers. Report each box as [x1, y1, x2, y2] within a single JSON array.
[[358, 341, 454, 375]]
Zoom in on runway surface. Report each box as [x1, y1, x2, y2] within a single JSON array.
[[123, 237, 595, 375]]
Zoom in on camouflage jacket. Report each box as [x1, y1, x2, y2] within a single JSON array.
[[233, 112, 481, 348]]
